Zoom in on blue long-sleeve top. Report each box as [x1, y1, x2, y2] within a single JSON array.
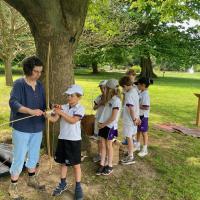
[[9, 78, 46, 133]]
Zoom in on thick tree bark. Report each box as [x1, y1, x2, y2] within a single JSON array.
[[4, 0, 88, 102], [4, 58, 13, 86], [4, 0, 89, 151], [92, 62, 98, 74], [139, 55, 157, 78]]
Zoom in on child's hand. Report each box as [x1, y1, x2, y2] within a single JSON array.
[[135, 118, 141, 126], [53, 104, 62, 109], [54, 108, 63, 116], [98, 123, 106, 129]]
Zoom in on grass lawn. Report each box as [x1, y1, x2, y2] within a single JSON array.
[[0, 70, 200, 200]]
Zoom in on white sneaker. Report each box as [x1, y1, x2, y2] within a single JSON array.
[[121, 155, 136, 165], [133, 143, 140, 152], [138, 149, 148, 157]]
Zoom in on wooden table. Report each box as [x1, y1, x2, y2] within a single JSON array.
[[194, 93, 200, 126]]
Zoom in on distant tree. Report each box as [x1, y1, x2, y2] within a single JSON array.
[[75, 0, 137, 73], [0, 0, 34, 86], [4, 0, 89, 103], [76, 0, 200, 77], [128, 0, 200, 78]]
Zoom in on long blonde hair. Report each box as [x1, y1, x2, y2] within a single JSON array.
[[105, 86, 121, 103]]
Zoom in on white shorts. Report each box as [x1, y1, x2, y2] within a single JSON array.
[[123, 125, 137, 138]]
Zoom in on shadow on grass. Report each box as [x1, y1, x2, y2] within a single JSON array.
[[75, 70, 200, 89], [155, 76, 200, 89]]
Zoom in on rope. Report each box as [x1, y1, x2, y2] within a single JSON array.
[[0, 158, 10, 168], [0, 115, 36, 128]]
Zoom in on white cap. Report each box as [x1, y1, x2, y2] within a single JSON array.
[[64, 84, 83, 95], [106, 79, 119, 89], [99, 80, 108, 87]]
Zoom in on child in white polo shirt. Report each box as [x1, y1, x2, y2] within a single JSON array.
[[92, 80, 107, 163], [47, 84, 85, 200], [119, 76, 140, 164], [122, 69, 139, 146], [96, 79, 121, 176], [136, 77, 153, 157]]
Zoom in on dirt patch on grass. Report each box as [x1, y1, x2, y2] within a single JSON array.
[[0, 155, 103, 200]]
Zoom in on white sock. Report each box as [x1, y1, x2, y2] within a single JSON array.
[[143, 145, 147, 151], [128, 152, 133, 158]]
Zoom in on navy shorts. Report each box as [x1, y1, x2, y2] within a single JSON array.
[[54, 139, 81, 166], [138, 116, 148, 132], [98, 126, 118, 140]]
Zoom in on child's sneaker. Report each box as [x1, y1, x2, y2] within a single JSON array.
[[138, 149, 148, 157], [102, 166, 113, 175], [121, 155, 136, 165], [52, 182, 68, 196], [93, 154, 101, 163], [96, 165, 105, 175], [74, 185, 83, 200], [133, 143, 140, 152]]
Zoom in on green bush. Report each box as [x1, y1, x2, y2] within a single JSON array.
[[0, 65, 23, 75], [194, 65, 200, 72], [130, 65, 141, 73]]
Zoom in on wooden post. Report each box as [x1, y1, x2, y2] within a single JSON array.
[[194, 93, 200, 126]]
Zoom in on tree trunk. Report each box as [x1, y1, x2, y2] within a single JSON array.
[[4, 58, 13, 86], [4, 0, 89, 152], [92, 62, 98, 74], [139, 55, 157, 78]]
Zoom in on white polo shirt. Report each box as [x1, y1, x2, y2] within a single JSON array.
[[59, 103, 85, 141], [139, 90, 150, 117], [98, 95, 121, 130], [122, 87, 139, 126], [94, 95, 105, 120]]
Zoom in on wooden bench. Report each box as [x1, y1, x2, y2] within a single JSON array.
[[194, 93, 200, 126]]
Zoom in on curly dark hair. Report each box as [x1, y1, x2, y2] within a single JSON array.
[[119, 76, 133, 87], [137, 77, 154, 88], [22, 56, 43, 76]]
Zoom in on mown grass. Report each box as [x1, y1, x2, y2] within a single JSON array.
[[0, 70, 200, 200]]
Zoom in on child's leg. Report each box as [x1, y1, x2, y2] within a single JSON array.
[[60, 164, 68, 179], [73, 164, 83, 199], [52, 164, 68, 196], [106, 140, 113, 167], [73, 164, 81, 182], [136, 131, 141, 143], [127, 137, 133, 157], [142, 132, 148, 150], [138, 132, 148, 157], [100, 138, 106, 166], [98, 139, 102, 156]]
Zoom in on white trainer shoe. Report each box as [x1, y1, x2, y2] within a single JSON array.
[[138, 149, 148, 157]]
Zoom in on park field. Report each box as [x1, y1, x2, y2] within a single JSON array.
[[0, 70, 200, 200]]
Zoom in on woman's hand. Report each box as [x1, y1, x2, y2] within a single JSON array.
[[28, 109, 44, 116], [53, 104, 62, 109]]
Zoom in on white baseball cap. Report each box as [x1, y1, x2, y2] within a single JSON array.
[[64, 84, 83, 96], [106, 79, 119, 89], [99, 80, 108, 87]]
